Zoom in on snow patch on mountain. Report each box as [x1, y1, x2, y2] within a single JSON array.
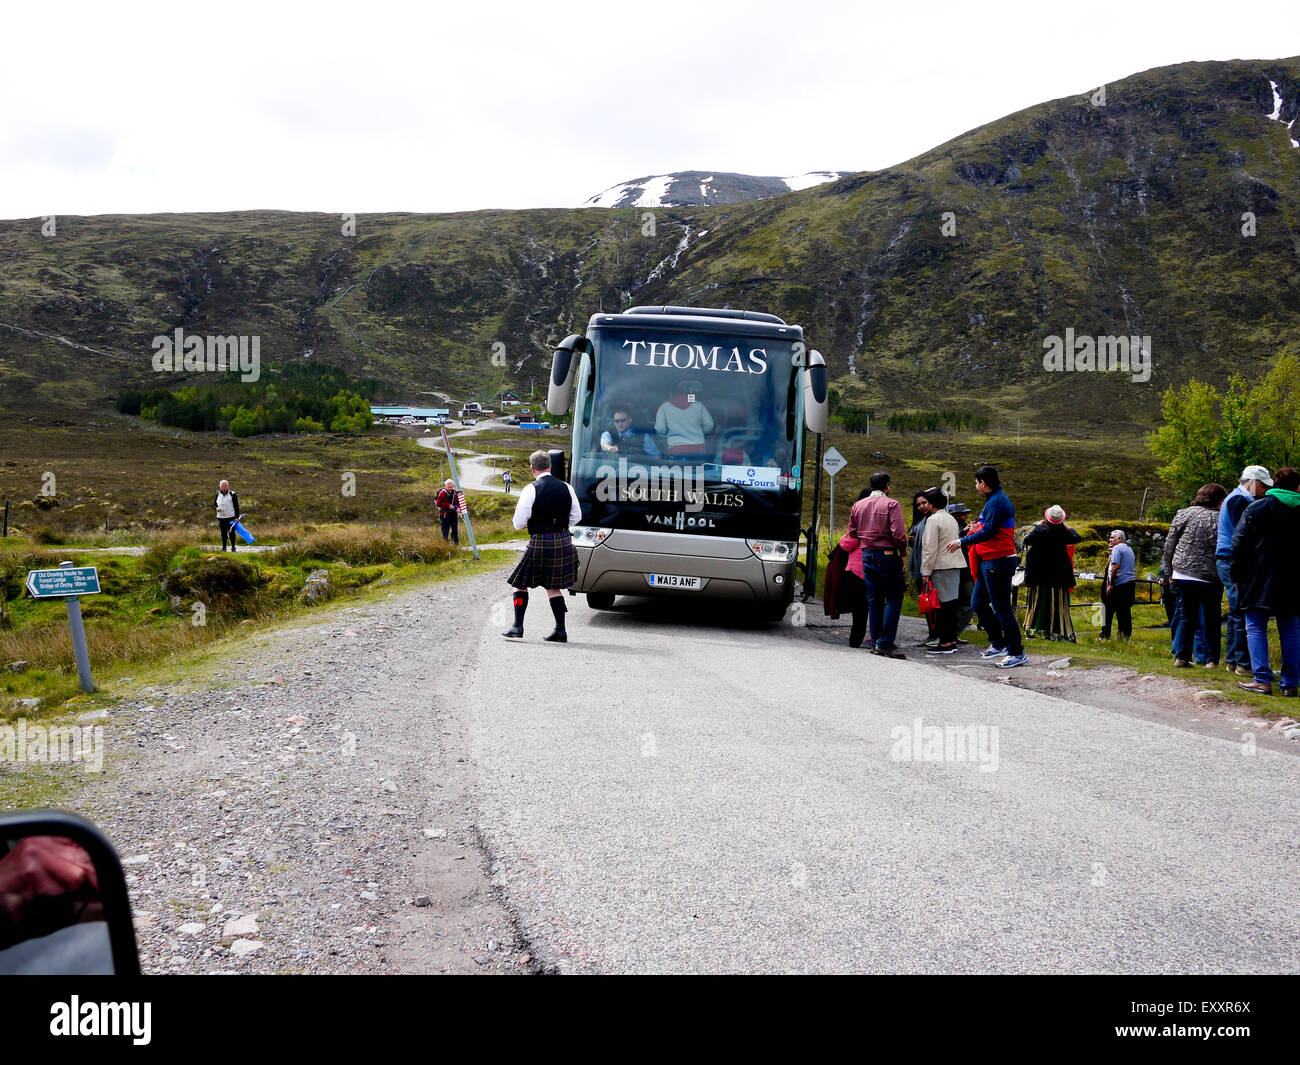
[[583, 169, 855, 209], [634, 175, 674, 207], [1266, 79, 1299, 147], [783, 171, 848, 191]]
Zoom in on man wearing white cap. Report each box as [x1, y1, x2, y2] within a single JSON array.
[[1216, 465, 1272, 678]]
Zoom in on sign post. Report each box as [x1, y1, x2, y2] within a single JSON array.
[[439, 426, 480, 560], [822, 446, 848, 539], [26, 562, 101, 693]]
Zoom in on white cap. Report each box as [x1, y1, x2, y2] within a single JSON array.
[[1241, 465, 1273, 486]]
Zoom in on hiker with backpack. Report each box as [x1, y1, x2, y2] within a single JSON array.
[[436, 479, 460, 545]]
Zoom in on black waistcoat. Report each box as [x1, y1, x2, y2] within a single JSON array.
[[528, 476, 570, 534]]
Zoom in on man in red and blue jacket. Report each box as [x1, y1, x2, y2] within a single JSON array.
[[946, 465, 1025, 667]]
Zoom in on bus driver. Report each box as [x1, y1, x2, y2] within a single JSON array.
[[600, 403, 661, 457]]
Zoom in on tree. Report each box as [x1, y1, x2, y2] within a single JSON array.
[[229, 407, 259, 437], [1213, 374, 1274, 484], [1147, 380, 1221, 498], [1252, 352, 1300, 468]]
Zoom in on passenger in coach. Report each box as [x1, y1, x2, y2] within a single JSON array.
[[655, 379, 714, 461]]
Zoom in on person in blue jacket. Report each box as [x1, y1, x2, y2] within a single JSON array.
[[1215, 465, 1272, 678], [946, 465, 1025, 668]]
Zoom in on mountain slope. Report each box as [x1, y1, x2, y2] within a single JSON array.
[[1, 57, 1298, 431]]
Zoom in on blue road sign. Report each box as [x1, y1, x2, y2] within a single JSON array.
[[26, 566, 101, 598]]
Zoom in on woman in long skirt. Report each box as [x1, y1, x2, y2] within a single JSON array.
[[1021, 505, 1081, 642]]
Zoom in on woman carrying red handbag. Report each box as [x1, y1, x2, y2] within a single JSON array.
[[919, 488, 967, 654]]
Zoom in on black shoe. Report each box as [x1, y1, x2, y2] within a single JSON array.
[[925, 644, 957, 655], [872, 646, 906, 660], [502, 626, 523, 639], [543, 631, 567, 643]]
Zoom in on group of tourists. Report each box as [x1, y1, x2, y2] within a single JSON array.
[[828, 465, 1030, 668], [826, 460, 1300, 694], [1163, 465, 1300, 696]]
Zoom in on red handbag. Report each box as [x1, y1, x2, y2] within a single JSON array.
[[918, 579, 940, 615]]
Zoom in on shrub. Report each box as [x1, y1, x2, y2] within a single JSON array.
[[271, 525, 454, 567], [140, 530, 201, 579], [160, 554, 265, 615]]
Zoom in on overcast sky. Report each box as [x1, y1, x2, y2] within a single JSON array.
[[2, 0, 1296, 219]]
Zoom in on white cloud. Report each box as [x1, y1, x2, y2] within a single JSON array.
[[1, 0, 1297, 217]]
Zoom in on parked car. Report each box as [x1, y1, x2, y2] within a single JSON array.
[[464, 418, 478, 426]]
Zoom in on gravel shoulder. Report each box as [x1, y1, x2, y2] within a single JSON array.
[[64, 568, 526, 975]]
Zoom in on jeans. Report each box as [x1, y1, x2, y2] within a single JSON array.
[[1173, 579, 1222, 664], [1244, 610, 1300, 688], [1216, 557, 1247, 667], [1102, 581, 1135, 639], [861, 549, 904, 651], [971, 555, 1022, 656], [1168, 588, 1209, 662], [440, 511, 459, 544]]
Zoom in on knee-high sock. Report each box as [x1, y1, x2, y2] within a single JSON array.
[[513, 589, 529, 629], [548, 595, 566, 634]]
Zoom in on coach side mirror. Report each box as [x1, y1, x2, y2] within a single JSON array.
[[547, 334, 591, 417], [548, 450, 567, 483], [0, 809, 140, 975], [803, 349, 829, 435]]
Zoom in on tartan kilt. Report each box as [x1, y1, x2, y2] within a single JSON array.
[[508, 530, 579, 589]]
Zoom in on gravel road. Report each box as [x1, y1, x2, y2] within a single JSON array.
[[72, 572, 526, 975], [60, 568, 1300, 975]]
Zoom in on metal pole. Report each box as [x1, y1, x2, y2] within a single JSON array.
[[804, 434, 824, 601], [829, 472, 836, 546], [60, 561, 94, 693]]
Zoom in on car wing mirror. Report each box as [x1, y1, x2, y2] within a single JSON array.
[[0, 809, 140, 975]]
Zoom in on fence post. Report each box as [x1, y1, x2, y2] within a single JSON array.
[[2, 498, 9, 537]]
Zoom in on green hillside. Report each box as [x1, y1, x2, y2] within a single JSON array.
[[1, 57, 1298, 433]]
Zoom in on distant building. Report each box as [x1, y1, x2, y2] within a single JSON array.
[[370, 406, 449, 423], [499, 391, 522, 406]]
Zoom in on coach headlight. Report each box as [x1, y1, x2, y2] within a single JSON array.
[[570, 526, 612, 546], [747, 539, 797, 563]]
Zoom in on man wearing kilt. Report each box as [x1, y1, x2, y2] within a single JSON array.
[[503, 450, 582, 642]]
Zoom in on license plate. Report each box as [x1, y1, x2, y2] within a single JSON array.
[[645, 573, 702, 590]]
